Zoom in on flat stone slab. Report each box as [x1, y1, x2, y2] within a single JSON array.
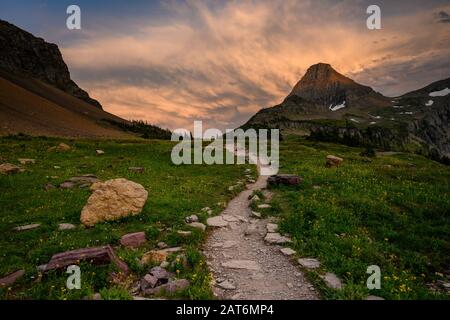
[[298, 258, 321, 269], [321, 272, 343, 289], [43, 245, 129, 275], [0, 269, 25, 287], [266, 223, 278, 233], [222, 260, 261, 271], [216, 280, 236, 290], [251, 211, 261, 218], [120, 232, 146, 248], [58, 223, 76, 231], [264, 232, 291, 244], [280, 248, 296, 256], [268, 174, 302, 186], [222, 215, 239, 222], [187, 222, 206, 231], [14, 223, 41, 231], [207, 216, 229, 227], [257, 204, 271, 209]]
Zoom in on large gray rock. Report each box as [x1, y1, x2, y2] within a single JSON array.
[[80, 178, 148, 227]]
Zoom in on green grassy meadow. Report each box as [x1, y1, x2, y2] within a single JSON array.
[[264, 136, 450, 300], [0, 135, 250, 299]]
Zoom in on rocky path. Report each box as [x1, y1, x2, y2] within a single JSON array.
[[203, 165, 318, 300]]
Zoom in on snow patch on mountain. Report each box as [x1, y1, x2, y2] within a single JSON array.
[[329, 101, 346, 111], [429, 88, 450, 97]]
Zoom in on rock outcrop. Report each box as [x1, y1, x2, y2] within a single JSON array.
[[0, 19, 102, 109], [80, 178, 148, 227]]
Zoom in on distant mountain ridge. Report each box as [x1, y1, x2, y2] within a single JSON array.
[[243, 63, 450, 163]]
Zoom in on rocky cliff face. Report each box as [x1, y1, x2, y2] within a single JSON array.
[[0, 19, 102, 109]]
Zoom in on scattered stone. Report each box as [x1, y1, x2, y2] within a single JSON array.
[[244, 224, 260, 236], [326, 155, 344, 167], [250, 195, 260, 202], [42, 245, 129, 274], [160, 261, 170, 268], [297, 258, 321, 269], [366, 295, 385, 300], [141, 250, 168, 264], [0, 163, 21, 175], [251, 211, 261, 218], [157, 242, 168, 249], [257, 204, 271, 209], [320, 272, 343, 289], [165, 279, 190, 294], [207, 216, 228, 227], [14, 223, 41, 231], [149, 267, 170, 280], [287, 283, 294, 289], [95, 150, 104, 156], [80, 178, 148, 227], [177, 230, 192, 237], [59, 174, 99, 189], [120, 232, 146, 248], [228, 186, 235, 191], [58, 223, 76, 231], [222, 240, 238, 249], [128, 167, 145, 173], [92, 293, 102, 300], [222, 215, 239, 222], [201, 207, 211, 212], [187, 222, 206, 231], [18, 158, 35, 165], [53, 166, 61, 169], [46, 143, 71, 152], [264, 233, 291, 244], [280, 248, 296, 256], [248, 179, 256, 183], [184, 214, 199, 223], [57, 143, 71, 151], [266, 223, 278, 233], [141, 247, 181, 265], [268, 174, 302, 186], [44, 183, 56, 191], [217, 280, 236, 290], [222, 260, 261, 271], [141, 274, 158, 290], [245, 169, 252, 174], [0, 269, 25, 287]]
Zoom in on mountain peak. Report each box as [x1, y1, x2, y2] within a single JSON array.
[[287, 63, 377, 108]]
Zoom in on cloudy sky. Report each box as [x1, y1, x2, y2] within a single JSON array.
[[1, 0, 450, 132]]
